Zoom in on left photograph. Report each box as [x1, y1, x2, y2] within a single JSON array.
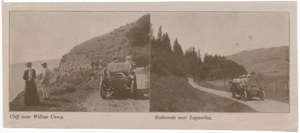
[[9, 12, 150, 112]]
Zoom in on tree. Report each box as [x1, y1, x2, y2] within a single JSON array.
[[157, 26, 163, 42], [125, 14, 150, 46], [197, 49, 203, 65], [161, 33, 172, 52], [173, 38, 184, 56], [150, 27, 248, 79], [184, 47, 199, 76]]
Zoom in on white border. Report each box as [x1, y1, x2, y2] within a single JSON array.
[[0, 0, 299, 133]]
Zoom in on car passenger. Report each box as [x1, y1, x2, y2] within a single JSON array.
[[231, 76, 239, 91], [241, 75, 247, 85], [125, 56, 135, 71], [236, 75, 242, 84]]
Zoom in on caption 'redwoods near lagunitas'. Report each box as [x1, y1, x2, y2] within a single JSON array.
[[155, 115, 212, 121]]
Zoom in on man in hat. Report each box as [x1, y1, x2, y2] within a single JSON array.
[[125, 55, 136, 70], [41, 62, 52, 100], [125, 56, 133, 63]]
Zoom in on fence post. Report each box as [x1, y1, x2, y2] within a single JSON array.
[[272, 80, 276, 91], [277, 78, 280, 91], [285, 80, 288, 90], [267, 80, 269, 91]]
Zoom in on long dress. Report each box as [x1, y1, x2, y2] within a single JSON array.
[[23, 69, 40, 106]]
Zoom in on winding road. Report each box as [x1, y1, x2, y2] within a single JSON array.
[[188, 78, 289, 113]]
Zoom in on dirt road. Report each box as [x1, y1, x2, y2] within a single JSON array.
[[82, 68, 149, 112], [188, 78, 289, 113]]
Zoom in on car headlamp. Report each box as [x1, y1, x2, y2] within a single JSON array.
[[129, 75, 135, 79], [124, 77, 129, 82]]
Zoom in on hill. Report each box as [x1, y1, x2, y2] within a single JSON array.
[[226, 46, 289, 76], [59, 14, 150, 68]]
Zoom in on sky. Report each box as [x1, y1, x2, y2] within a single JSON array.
[[10, 12, 147, 64], [10, 12, 289, 64], [151, 12, 289, 56]]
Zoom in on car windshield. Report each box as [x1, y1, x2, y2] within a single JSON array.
[[107, 62, 131, 73]]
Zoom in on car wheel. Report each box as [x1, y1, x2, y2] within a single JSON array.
[[260, 90, 265, 101], [99, 80, 107, 99], [241, 91, 247, 102]]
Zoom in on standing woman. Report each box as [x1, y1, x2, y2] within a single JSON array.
[[23, 62, 40, 106]]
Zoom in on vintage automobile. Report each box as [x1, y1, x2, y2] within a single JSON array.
[[99, 62, 137, 99], [230, 78, 265, 102]]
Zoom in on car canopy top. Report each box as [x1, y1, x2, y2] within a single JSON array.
[[107, 62, 131, 73]]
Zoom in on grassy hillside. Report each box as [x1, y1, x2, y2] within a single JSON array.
[[10, 70, 94, 111], [226, 46, 289, 76], [150, 74, 255, 112], [60, 14, 150, 68]]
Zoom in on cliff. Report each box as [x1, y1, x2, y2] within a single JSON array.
[[59, 14, 150, 68]]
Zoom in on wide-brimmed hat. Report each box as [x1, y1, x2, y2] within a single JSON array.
[[41, 62, 47, 66], [126, 56, 132, 60], [25, 62, 32, 67]]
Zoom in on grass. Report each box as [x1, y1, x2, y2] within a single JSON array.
[[150, 74, 256, 112], [262, 89, 289, 103], [195, 79, 232, 93], [9, 80, 96, 112], [194, 79, 289, 103], [10, 70, 96, 111]]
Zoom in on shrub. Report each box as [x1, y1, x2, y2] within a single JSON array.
[[125, 14, 150, 46]]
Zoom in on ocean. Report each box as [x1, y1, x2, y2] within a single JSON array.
[[9, 59, 60, 102]]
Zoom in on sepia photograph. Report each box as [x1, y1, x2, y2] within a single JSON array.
[[2, 2, 297, 131], [9, 12, 150, 112], [150, 12, 290, 113]]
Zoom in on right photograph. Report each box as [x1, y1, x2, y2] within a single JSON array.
[[150, 12, 290, 113]]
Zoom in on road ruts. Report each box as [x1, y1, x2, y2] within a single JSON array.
[[82, 68, 149, 112]]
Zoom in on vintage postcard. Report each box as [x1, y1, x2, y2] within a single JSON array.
[[8, 11, 150, 112], [2, 2, 298, 131]]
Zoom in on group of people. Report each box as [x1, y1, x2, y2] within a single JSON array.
[[231, 75, 250, 85], [23, 62, 52, 106], [94, 55, 134, 76], [231, 74, 257, 89], [88, 55, 135, 88], [22, 55, 135, 106]]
